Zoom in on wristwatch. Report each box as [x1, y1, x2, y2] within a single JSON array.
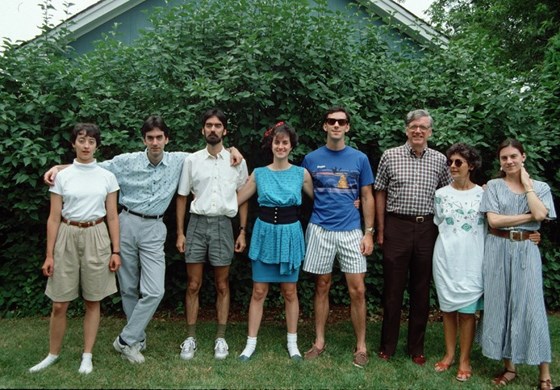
[[364, 227, 375, 235]]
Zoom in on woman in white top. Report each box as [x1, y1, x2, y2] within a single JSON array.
[[432, 143, 484, 382], [29, 123, 121, 375]]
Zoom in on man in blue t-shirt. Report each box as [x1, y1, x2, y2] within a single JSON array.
[[301, 106, 375, 368]]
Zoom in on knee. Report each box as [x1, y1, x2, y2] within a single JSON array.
[[282, 286, 298, 303], [315, 278, 331, 296], [251, 285, 268, 302], [51, 302, 68, 317], [215, 280, 230, 297], [348, 284, 366, 301], [187, 279, 202, 295]]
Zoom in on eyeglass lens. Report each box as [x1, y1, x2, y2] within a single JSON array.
[[326, 118, 348, 126], [446, 159, 464, 167]]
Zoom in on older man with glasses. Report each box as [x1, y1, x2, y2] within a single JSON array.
[[374, 109, 452, 365]]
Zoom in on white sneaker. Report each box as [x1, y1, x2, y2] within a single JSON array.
[[139, 339, 146, 352], [113, 336, 145, 363], [214, 338, 229, 360], [180, 337, 197, 360]]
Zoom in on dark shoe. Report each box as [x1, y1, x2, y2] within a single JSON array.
[[411, 354, 426, 366], [378, 351, 390, 361], [304, 344, 326, 360], [352, 351, 368, 368], [493, 368, 517, 386], [238, 354, 251, 362]]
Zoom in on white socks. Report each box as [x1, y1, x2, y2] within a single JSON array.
[[240, 336, 257, 358], [29, 353, 59, 373], [287, 333, 301, 358], [29, 352, 93, 374], [78, 353, 93, 374]]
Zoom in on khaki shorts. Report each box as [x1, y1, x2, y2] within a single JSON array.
[[45, 222, 117, 302]]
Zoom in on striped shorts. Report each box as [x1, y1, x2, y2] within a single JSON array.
[[303, 223, 366, 275]]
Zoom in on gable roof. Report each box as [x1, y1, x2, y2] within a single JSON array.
[[46, 0, 448, 49]]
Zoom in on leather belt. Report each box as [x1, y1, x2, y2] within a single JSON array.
[[387, 213, 433, 223], [121, 205, 163, 219], [258, 206, 299, 224], [62, 217, 104, 228], [488, 226, 536, 241]]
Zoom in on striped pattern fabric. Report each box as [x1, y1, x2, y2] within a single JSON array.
[[479, 179, 556, 364], [374, 144, 451, 216], [302, 223, 366, 274]]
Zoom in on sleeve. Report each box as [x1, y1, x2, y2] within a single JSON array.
[[479, 181, 500, 214], [359, 154, 375, 187], [106, 172, 120, 193], [537, 182, 556, 220], [49, 173, 64, 195], [373, 152, 389, 191], [177, 156, 192, 196], [236, 160, 249, 190]]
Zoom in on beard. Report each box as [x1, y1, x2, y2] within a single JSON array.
[[205, 133, 221, 145]]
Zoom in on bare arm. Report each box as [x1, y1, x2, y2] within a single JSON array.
[[374, 190, 387, 246], [521, 168, 548, 221], [360, 185, 375, 256], [105, 191, 121, 272], [303, 169, 314, 200], [235, 201, 248, 253], [237, 173, 257, 206], [486, 212, 535, 229], [43, 164, 71, 186], [176, 195, 188, 253], [42, 193, 62, 277]]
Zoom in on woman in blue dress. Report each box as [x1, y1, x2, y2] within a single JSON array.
[[480, 139, 555, 389], [237, 122, 313, 361]]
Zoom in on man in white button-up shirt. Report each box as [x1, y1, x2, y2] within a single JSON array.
[[175, 108, 249, 361]]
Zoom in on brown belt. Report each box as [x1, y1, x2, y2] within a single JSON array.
[[62, 217, 105, 228], [387, 213, 433, 223], [488, 226, 536, 241]]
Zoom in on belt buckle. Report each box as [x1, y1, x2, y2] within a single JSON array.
[[415, 216, 425, 223], [509, 230, 520, 241]]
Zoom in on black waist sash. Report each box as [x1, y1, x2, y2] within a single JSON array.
[[258, 206, 300, 224]]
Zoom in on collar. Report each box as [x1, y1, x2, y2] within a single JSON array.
[[142, 149, 169, 167], [73, 159, 97, 168], [203, 146, 227, 160], [404, 142, 428, 158]]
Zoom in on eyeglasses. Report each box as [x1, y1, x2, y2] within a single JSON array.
[[325, 118, 349, 126], [446, 159, 465, 167], [407, 125, 431, 131]]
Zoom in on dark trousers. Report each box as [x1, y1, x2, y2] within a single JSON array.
[[379, 213, 438, 356]]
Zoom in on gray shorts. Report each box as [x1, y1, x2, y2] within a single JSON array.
[[303, 223, 366, 274], [185, 214, 234, 266]]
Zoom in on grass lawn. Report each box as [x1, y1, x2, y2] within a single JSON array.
[[1, 311, 559, 389]]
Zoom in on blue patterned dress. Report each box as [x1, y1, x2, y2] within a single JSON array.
[[248, 165, 305, 283], [480, 179, 556, 364]]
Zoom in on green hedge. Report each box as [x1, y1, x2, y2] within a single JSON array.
[[1, 0, 558, 318]]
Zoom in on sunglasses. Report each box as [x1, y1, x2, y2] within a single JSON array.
[[325, 118, 349, 126], [446, 158, 465, 167]]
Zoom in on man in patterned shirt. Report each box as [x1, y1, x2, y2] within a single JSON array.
[[374, 109, 452, 365], [43, 116, 242, 364]]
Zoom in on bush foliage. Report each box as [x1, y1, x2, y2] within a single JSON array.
[[1, 0, 558, 317]]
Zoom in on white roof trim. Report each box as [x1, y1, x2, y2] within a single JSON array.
[[363, 0, 449, 46], [49, 0, 147, 39]]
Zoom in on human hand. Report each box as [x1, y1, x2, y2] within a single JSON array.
[[42, 257, 54, 277], [109, 254, 121, 272], [235, 233, 246, 253], [229, 147, 244, 166], [176, 234, 186, 253], [44, 167, 59, 186], [360, 234, 374, 256]]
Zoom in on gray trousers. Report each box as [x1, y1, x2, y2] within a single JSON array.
[[117, 211, 166, 345]]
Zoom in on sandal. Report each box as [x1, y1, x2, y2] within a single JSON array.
[[303, 344, 326, 360], [434, 360, 454, 372], [456, 368, 472, 382], [538, 378, 553, 390], [493, 368, 517, 386]]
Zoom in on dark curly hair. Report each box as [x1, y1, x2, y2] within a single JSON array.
[[446, 143, 482, 179]]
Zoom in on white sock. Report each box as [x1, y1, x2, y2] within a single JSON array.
[[287, 333, 301, 358], [240, 336, 257, 358], [78, 353, 93, 374], [29, 353, 59, 373]]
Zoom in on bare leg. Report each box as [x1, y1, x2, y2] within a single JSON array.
[[312, 274, 332, 350], [50, 301, 70, 354], [247, 282, 269, 337], [281, 282, 299, 334], [214, 266, 230, 327], [83, 300, 101, 353], [185, 263, 204, 328], [457, 313, 475, 372], [345, 272, 367, 353], [437, 311, 457, 368]]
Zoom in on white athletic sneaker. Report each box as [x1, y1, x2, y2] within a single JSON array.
[[180, 337, 197, 360], [139, 339, 146, 352], [214, 338, 229, 360], [113, 336, 145, 363]]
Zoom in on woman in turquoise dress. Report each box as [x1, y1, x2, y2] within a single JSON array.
[[237, 122, 313, 361]]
